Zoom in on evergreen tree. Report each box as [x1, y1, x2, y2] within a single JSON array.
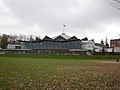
[[105, 37, 109, 48]]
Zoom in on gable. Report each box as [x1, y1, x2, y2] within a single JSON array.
[[43, 36, 52, 41], [68, 36, 78, 40], [35, 37, 41, 41], [54, 35, 66, 41], [81, 37, 88, 41]]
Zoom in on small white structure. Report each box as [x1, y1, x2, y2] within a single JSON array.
[[104, 48, 113, 52], [94, 46, 103, 52], [7, 43, 25, 49], [81, 40, 95, 51], [114, 47, 120, 52]]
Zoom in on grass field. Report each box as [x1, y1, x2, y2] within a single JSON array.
[[0, 54, 120, 90]]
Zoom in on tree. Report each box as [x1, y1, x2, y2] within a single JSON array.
[[105, 37, 109, 48], [101, 39, 104, 45], [0, 35, 1, 48], [108, 0, 120, 10], [9, 34, 18, 44], [0, 34, 9, 49]]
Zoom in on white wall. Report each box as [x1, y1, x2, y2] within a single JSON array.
[[104, 48, 113, 52], [7, 44, 16, 49], [114, 47, 120, 52], [7, 44, 25, 49], [81, 40, 95, 51]]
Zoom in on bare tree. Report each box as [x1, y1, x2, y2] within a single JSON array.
[[9, 34, 18, 44], [18, 34, 24, 41], [108, 0, 120, 10]]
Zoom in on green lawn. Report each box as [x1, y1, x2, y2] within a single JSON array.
[[0, 55, 120, 90]]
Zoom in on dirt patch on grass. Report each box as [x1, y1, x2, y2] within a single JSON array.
[[99, 61, 120, 64]]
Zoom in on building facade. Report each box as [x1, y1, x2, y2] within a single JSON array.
[[110, 39, 120, 52], [4, 33, 112, 54], [81, 40, 95, 52], [4, 33, 83, 54], [23, 33, 81, 50], [110, 39, 120, 47]]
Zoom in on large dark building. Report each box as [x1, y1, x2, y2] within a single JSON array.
[[20, 33, 84, 54], [25, 33, 81, 50], [5, 33, 95, 55]]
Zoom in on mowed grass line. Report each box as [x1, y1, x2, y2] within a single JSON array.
[[0, 55, 120, 89], [0, 54, 120, 60]]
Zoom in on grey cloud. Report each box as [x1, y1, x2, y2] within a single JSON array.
[[1, 0, 120, 41]]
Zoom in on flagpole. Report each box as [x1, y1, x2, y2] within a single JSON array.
[[63, 24, 65, 34]]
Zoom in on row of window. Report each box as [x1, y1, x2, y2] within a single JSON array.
[[24, 41, 81, 49]]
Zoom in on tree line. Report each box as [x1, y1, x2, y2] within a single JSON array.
[[0, 34, 39, 49]]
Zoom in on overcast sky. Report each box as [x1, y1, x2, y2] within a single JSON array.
[[0, 0, 120, 43]]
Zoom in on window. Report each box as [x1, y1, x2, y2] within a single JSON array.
[[15, 46, 21, 49]]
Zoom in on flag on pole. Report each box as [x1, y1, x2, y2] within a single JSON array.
[[63, 24, 66, 27]]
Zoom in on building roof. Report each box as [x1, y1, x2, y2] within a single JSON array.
[[19, 33, 79, 42], [81, 37, 88, 41], [110, 39, 120, 41], [43, 36, 53, 40], [52, 33, 71, 40], [54, 35, 66, 41], [68, 36, 78, 40], [60, 33, 71, 40], [35, 37, 41, 41]]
